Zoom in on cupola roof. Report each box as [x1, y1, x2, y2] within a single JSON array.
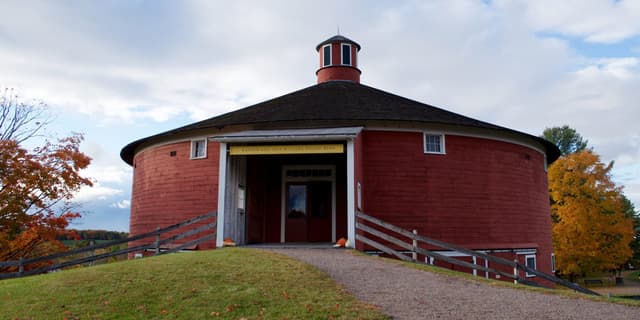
[[316, 35, 361, 51]]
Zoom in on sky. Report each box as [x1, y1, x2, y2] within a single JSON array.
[[1, 0, 639, 232]]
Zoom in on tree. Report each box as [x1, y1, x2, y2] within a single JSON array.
[[542, 125, 589, 156], [621, 195, 640, 268], [0, 88, 92, 269], [548, 150, 634, 280]]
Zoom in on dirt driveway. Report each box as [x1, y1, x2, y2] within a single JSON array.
[[270, 249, 640, 320]]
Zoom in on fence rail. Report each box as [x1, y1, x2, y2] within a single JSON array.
[[0, 212, 216, 280], [355, 210, 598, 296]]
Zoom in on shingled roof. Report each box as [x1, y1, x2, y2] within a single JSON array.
[[315, 35, 361, 51], [121, 81, 560, 164]]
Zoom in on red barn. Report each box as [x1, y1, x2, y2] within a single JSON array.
[[121, 35, 560, 277]]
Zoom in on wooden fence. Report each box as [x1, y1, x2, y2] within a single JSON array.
[[0, 212, 216, 280], [355, 210, 599, 296]]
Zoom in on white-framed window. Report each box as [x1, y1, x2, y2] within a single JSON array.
[[341, 43, 351, 66], [322, 44, 332, 67], [424, 133, 445, 154], [190, 138, 207, 159], [525, 254, 537, 277], [551, 253, 556, 273], [357, 181, 362, 210]]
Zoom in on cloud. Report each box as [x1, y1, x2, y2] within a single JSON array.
[[1, 0, 639, 214], [77, 141, 132, 184], [111, 199, 131, 209], [80, 164, 131, 184], [73, 182, 122, 202], [513, 0, 640, 43], [71, 142, 131, 204]]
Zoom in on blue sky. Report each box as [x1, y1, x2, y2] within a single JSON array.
[[1, 0, 639, 231]]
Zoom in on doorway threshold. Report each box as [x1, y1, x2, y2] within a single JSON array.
[[243, 242, 334, 249]]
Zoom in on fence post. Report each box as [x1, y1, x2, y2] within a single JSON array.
[[412, 229, 418, 262], [472, 256, 477, 277], [513, 259, 519, 284], [485, 258, 489, 279], [155, 227, 161, 255], [18, 256, 24, 275]]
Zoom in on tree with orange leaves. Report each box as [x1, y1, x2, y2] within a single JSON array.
[[0, 89, 92, 270], [548, 149, 634, 280]]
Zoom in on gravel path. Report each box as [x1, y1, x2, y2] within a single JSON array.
[[269, 248, 640, 320]]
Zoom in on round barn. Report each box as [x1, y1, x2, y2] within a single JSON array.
[[121, 35, 560, 277]]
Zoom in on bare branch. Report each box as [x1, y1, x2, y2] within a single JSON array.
[[0, 88, 51, 144]]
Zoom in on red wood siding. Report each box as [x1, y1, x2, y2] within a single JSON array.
[[129, 140, 219, 252], [359, 130, 554, 275], [317, 66, 360, 83]]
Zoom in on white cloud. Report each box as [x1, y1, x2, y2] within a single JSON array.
[[73, 182, 122, 202], [80, 142, 132, 184], [0, 0, 639, 214], [513, 0, 640, 43], [111, 199, 131, 209], [80, 165, 130, 184]]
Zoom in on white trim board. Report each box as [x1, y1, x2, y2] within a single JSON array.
[[346, 140, 355, 248], [215, 143, 227, 247]]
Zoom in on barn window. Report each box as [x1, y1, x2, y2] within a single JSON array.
[[357, 181, 362, 210], [322, 44, 332, 67], [341, 43, 351, 66], [525, 254, 537, 277], [424, 133, 445, 154], [551, 253, 556, 273], [190, 139, 207, 159]]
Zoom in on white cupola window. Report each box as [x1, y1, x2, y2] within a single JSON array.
[[322, 44, 332, 67], [341, 43, 351, 66]]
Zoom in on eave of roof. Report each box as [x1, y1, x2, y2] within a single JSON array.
[[212, 127, 363, 143], [315, 35, 361, 51], [120, 81, 560, 165]]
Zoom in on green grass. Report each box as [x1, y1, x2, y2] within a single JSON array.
[[625, 270, 640, 282], [0, 248, 388, 319]]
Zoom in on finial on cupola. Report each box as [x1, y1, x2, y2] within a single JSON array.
[[315, 35, 361, 84]]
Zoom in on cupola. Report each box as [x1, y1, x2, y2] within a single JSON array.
[[315, 35, 361, 84]]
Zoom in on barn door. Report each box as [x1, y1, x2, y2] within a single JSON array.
[[307, 181, 332, 242], [284, 179, 333, 242], [282, 165, 335, 243], [285, 183, 308, 242]]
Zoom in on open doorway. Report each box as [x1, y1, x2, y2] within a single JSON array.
[[243, 154, 347, 244]]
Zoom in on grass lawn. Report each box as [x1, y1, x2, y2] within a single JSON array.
[[0, 248, 388, 319], [625, 270, 640, 282]]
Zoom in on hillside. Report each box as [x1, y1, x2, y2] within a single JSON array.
[[0, 248, 388, 319]]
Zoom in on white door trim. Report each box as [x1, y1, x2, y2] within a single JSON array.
[[346, 140, 355, 248], [216, 143, 228, 247]]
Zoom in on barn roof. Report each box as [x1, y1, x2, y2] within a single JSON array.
[[121, 81, 560, 164]]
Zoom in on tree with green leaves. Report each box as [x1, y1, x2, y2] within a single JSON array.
[[542, 125, 589, 156]]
